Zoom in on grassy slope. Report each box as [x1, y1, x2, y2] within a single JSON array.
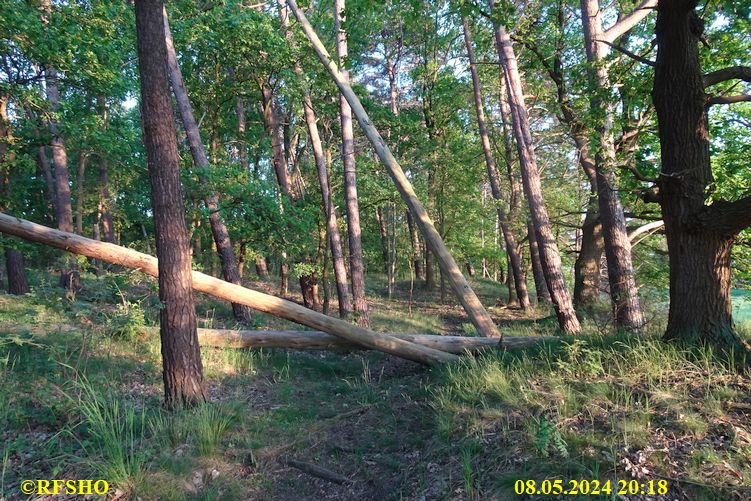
[[2, 272, 751, 500]]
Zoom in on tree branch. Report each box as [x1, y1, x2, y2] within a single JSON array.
[[599, 39, 655, 66], [706, 94, 751, 106], [602, 0, 658, 43], [703, 66, 751, 88], [702, 195, 751, 235]]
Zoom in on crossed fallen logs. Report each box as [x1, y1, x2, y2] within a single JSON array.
[[0, 213, 553, 365]]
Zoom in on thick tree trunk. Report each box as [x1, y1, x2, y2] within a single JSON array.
[[288, 0, 501, 338], [334, 0, 369, 326], [490, 6, 580, 333], [5, 247, 29, 295], [140, 327, 551, 354], [652, 0, 751, 358], [405, 211, 425, 281], [463, 17, 530, 310], [0, 213, 459, 365], [580, 0, 645, 331], [163, 10, 252, 324], [574, 199, 603, 307], [134, 0, 207, 408]]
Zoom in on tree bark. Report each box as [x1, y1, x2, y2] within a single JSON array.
[[162, 9, 252, 324], [4, 247, 29, 295], [376, 206, 390, 276], [94, 96, 115, 244], [652, 0, 751, 358], [0, 213, 459, 365], [490, 2, 580, 333], [528, 220, 551, 304], [140, 327, 552, 354], [75, 153, 86, 236], [580, 0, 645, 331], [287, 0, 502, 338], [462, 17, 530, 310], [134, 0, 207, 408], [255, 255, 269, 278], [334, 0, 369, 326]]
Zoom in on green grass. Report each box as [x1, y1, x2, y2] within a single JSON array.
[[3, 275, 751, 499]]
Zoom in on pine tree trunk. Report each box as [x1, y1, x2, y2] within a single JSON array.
[[163, 9, 252, 323], [335, 0, 369, 325], [491, 5, 580, 333], [463, 17, 529, 310], [5, 247, 29, 295], [134, 0, 207, 408], [580, 0, 644, 331], [652, 0, 751, 358]]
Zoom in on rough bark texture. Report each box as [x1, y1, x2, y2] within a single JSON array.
[[0, 213, 460, 365], [652, 0, 751, 358], [4, 247, 29, 295], [288, 0, 501, 338], [163, 9, 252, 323], [491, 4, 580, 333], [463, 17, 530, 309], [134, 0, 207, 408], [335, 0, 369, 325], [574, 202, 604, 306], [580, 0, 645, 331]]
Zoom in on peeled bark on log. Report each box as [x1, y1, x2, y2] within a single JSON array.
[[139, 327, 554, 353], [287, 0, 501, 339], [0, 213, 458, 365]]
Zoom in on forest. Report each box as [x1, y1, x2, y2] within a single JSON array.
[[1, 0, 750, 498]]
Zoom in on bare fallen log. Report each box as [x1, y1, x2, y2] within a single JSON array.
[[0, 213, 458, 366], [179, 328, 554, 353], [286, 458, 349, 485]]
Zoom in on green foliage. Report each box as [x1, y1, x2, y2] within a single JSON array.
[[104, 301, 147, 342]]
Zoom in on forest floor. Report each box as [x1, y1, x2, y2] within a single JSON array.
[[2, 269, 751, 500]]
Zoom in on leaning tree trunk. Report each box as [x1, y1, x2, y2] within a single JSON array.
[[335, 0, 369, 326], [134, 0, 207, 408], [288, 0, 501, 338], [580, 0, 645, 331], [652, 0, 751, 358], [0, 213, 460, 366], [278, 1, 352, 317], [462, 17, 530, 310], [491, 2, 580, 333], [163, 9, 252, 323]]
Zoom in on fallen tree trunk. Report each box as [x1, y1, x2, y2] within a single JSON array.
[[139, 327, 554, 353], [286, 0, 501, 340], [0, 213, 458, 366]]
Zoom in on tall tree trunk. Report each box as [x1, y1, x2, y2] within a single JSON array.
[[280, 1, 351, 317], [5, 247, 29, 295], [490, 2, 580, 333], [163, 9, 252, 323], [261, 83, 292, 198], [27, 108, 57, 219], [462, 17, 530, 310], [95, 96, 115, 243], [652, 0, 751, 358], [42, 49, 78, 289], [528, 220, 551, 304], [335, 0, 369, 325], [288, 0, 501, 338], [580, 0, 645, 331], [574, 201, 604, 306], [235, 95, 249, 171], [134, 0, 207, 408], [405, 211, 425, 281]]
